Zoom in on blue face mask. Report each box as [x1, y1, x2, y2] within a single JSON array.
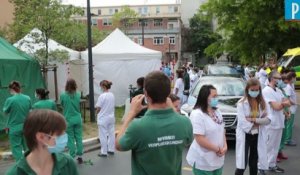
[[276, 80, 287, 89], [46, 133, 68, 153], [209, 98, 218, 108], [248, 90, 259, 98]]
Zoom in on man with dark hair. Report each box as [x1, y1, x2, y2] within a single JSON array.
[[182, 67, 190, 103], [116, 71, 193, 175]]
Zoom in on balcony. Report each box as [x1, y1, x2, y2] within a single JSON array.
[[126, 28, 180, 35]]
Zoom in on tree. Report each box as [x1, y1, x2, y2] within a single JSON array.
[[10, 0, 82, 65], [201, 0, 300, 63], [184, 10, 222, 63], [52, 22, 109, 51], [112, 6, 138, 32]]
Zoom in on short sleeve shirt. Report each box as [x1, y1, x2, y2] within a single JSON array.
[[173, 78, 184, 99], [284, 84, 297, 113], [96, 92, 115, 124], [60, 92, 81, 125], [186, 109, 225, 171], [119, 108, 193, 175], [262, 86, 285, 129]]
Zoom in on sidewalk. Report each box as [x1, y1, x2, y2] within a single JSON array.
[[0, 131, 119, 161]]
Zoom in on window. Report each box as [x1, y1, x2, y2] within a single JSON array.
[[98, 9, 101, 15], [156, 7, 160, 14], [138, 37, 143, 45], [154, 19, 163, 27], [109, 8, 113, 15], [138, 19, 148, 27], [143, 7, 148, 14], [115, 9, 118, 13], [168, 23, 174, 29], [91, 19, 97, 26], [103, 18, 112, 26], [168, 6, 179, 13], [153, 37, 164, 45], [290, 56, 300, 67], [138, 7, 142, 14], [169, 37, 175, 44]]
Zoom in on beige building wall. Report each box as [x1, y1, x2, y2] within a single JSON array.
[[0, 0, 14, 27]]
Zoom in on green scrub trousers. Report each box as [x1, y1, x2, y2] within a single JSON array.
[[285, 114, 295, 143], [67, 122, 83, 158], [9, 129, 27, 161]]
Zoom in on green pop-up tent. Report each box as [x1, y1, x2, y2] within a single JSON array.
[[0, 37, 45, 130]]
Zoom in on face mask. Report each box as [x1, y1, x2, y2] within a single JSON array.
[[248, 90, 259, 98], [46, 133, 68, 153], [276, 79, 283, 88], [209, 98, 218, 108]]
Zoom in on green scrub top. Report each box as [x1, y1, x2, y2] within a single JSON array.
[[33, 99, 57, 111], [119, 108, 193, 175], [3, 93, 31, 133], [5, 152, 79, 175], [60, 92, 81, 125]]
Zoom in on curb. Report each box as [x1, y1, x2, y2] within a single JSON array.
[[0, 131, 119, 161]]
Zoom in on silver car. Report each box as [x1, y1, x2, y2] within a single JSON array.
[[181, 76, 245, 140]]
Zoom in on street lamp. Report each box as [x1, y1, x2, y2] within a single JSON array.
[[86, 0, 95, 122], [141, 14, 146, 46]]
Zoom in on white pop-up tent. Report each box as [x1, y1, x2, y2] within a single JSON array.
[[81, 28, 162, 106], [14, 28, 84, 100]]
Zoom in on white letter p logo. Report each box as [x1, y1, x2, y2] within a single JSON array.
[[292, 2, 299, 19]]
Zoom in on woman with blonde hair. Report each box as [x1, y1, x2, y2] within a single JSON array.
[[235, 78, 271, 175]]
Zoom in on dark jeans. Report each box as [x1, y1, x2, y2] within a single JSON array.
[[235, 133, 258, 175]]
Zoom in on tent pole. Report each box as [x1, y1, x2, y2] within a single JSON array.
[[53, 65, 58, 102], [86, 0, 95, 122]]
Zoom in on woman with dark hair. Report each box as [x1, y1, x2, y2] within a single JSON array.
[[96, 80, 115, 157], [235, 78, 271, 175], [60, 78, 83, 163], [3, 81, 31, 161], [6, 110, 78, 175], [169, 93, 181, 113], [173, 69, 184, 106], [33, 88, 56, 110], [186, 85, 227, 175]]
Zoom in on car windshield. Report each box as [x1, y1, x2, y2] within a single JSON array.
[[278, 56, 290, 66], [208, 65, 239, 75], [192, 78, 245, 97]]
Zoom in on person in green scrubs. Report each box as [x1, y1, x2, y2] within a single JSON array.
[[6, 109, 79, 175], [3, 81, 31, 161], [32, 88, 56, 110], [60, 78, 83, 164]]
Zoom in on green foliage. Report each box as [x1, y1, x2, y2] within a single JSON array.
[[9, 0, 82, 65], [112, 6, 138, 30], [201, 0, 300, 62], [52, 22, 109, 51], [187, 10, 222, 58]]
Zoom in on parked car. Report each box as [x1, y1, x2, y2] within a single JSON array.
[[203, 64, 241, 77], [181, 76, 245, 140]]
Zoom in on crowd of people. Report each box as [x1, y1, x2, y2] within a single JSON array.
[[2, 60, 298, 175]]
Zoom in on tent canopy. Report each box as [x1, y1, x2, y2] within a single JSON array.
[[14, 28, 80, 61], [81, 28, 161, 60], [81, 28, 162, 106], [14, 28, 84, 99], [0, 37, 45, 130]]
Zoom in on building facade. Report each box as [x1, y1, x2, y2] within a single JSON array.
[[73, 2, 181, 62], [0, 0, 14, 28]]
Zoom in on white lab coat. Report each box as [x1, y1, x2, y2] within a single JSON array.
[[236, 99, 270, 170]]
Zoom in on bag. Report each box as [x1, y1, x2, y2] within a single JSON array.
[[183, 90, 189, 96]]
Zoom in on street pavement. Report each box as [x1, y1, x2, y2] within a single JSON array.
[[1, 110, 300, 175]]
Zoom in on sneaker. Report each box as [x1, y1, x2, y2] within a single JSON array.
[[269, 166, 284, 173], [258, 169, 267, 175], [285, 140, 297, 146], [98, 153, 107, 157], [77, 157, 83, 164], [108, 151, 115, 155], [278, 152, 288, 160]]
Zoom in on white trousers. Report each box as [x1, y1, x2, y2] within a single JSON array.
[[267, 128, 283, 168], [98, 116, 115, 155]]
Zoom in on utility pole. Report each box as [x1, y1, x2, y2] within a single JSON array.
[[86, 0, 95, 122]]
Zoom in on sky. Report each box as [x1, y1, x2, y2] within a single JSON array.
[[61, 0, 181, 7]]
